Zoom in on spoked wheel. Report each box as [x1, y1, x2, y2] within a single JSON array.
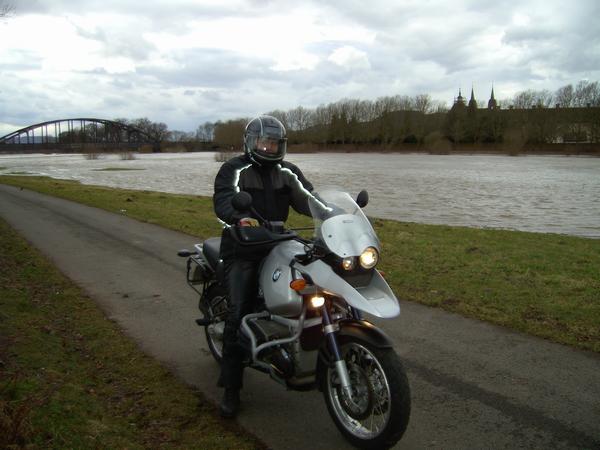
[[322, 340, 411, 449], [201, 284, 228, 362]]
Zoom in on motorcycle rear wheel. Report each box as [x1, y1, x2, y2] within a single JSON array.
[[202, 284, 228, 362], [322, 339, 411, 449]]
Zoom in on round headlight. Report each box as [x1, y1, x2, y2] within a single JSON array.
[[359, 247, 379, 269], [342, 257, 356, 271]]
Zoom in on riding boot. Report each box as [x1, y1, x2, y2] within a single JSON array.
[[219, 388, 240, 418]]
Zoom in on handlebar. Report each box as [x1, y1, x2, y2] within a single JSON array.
[[231, 222, 299, 246]]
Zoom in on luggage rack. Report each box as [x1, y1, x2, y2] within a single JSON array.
[[185, 244, 214, 295]]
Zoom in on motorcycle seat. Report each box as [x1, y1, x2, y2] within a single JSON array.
[[202, 237, 222, 269]]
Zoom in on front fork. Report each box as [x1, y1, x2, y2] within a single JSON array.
[[321, 305, 353, 396]]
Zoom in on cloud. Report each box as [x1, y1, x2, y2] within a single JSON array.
[[136, 48, 278, 88], [1, 0, 599, 133], [328, 46, 371, 70]]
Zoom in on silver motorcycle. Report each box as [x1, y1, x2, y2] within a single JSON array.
[[178, 189, 411, 449]]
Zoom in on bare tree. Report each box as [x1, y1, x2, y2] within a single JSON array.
[[555, 84, 574, 107], [131, 117, 171, 142], [196, 121, 215, 142], [413, 94, 433, 114], [169, 130, 195, 142], [285, 106, 312, 132], [573, 80, 600, 107], [213, 119, 247, 149]]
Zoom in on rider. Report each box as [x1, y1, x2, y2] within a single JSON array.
[[213, 114, 316, 418]]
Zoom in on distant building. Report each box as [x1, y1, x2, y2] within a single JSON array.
[[451, 86, 497, 112], [448, 86, 599, 144], [488, 86, 498, 110]]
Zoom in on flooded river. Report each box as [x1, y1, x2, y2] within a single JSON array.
[[1, 152, 599, 238]]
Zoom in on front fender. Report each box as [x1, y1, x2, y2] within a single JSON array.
[[316, 319, 394, 389], [336, 319, 394, 349]]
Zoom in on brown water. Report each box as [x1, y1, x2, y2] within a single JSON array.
[[1, 152, 599, 238]]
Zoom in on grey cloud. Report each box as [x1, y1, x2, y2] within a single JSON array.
[[68, 18, 156, 61], [16, 1, 289, 25], [502, 26, 558, 45], [5, 0, 600, 132], [101, 96, 128, 108], [136, 48, 281, 88]]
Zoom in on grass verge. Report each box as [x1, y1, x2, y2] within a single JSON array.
[[1, 175, 599, 354], [0, 217, 265, 449]]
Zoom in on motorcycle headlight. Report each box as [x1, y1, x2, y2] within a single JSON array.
[[342, 257, 356, 271], [359, 247, 379, 269], [309, 296, 325, 308]]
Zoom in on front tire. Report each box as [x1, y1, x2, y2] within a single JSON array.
[[321, 339, 411, 449], [201, 284, 228, 362]]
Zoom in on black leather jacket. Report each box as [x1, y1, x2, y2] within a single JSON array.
[[213, 154, 314, 226]]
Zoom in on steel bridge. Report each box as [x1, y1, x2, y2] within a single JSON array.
[[0, 118, 159, 153]]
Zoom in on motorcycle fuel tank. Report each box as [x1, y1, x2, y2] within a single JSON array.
[[260, 240, 305, 317]]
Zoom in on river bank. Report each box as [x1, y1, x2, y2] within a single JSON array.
[[1, 175, 598, 354], [2, 141, 600, 156], [287, 142, 600, 156]]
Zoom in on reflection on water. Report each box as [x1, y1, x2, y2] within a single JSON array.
[[1, 152, 599, 238]]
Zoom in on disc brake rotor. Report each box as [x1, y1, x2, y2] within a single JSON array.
[[337, 365, 374, 420]]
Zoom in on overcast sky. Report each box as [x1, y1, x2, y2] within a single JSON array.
[[1, 0, 599, 136]]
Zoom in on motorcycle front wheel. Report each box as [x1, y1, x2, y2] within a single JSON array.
[[201, 284, 228, 362], [321, 339, 411, 449]]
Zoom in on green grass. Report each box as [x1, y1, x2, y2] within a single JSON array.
[[375, 220, 600, 351], [0, 217, 265, 449], [1, 175, 599, 353]]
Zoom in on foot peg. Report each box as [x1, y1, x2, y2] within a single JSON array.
[[195, 318, 211, 326]]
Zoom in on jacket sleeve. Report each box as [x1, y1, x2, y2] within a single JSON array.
[[280, 162, 315, 217], [213, 161, 240, 225]]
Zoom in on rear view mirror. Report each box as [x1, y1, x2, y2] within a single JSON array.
[[356, 190, 369, 208]]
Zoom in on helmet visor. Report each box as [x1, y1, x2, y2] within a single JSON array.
[[253, 136, 287, 160], [257, 137, 281, 154]]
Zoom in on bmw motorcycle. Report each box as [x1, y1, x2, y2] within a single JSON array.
[[178, 189, 411, 449]]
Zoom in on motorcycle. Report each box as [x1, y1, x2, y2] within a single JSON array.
[[178, 189, 411, 449]]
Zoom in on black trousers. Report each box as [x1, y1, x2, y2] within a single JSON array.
[[217, 257, 259, 389]]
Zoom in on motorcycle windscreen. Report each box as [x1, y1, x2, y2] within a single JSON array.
[[309, 190, 379, 258]]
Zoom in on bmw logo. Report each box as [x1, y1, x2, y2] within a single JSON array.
[[272, 269, 282, 282]]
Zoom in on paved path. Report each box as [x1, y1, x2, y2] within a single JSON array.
[[1, 183, 599, 449]]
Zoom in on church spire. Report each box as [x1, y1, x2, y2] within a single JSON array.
[[488, 84, 498, 109], [468, 85, 477, 109], [456, 87, 465, 105]]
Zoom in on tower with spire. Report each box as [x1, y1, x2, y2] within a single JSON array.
[[452, 85, 499, 110], [488, 85, 498, 110], [468, 86, 477, 111], [455, 88, 465, 106]]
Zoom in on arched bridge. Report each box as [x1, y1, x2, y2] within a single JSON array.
[[0, 118, 160, 153]]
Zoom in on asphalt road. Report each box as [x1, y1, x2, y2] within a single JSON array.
[[1, 183, 599, 449]]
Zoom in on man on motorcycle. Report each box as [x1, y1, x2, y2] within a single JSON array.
[[213, 114, 316, 418]]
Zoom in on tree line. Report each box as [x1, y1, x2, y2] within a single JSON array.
[[87, 80, 599, 149], [209, 80, 600, 148]]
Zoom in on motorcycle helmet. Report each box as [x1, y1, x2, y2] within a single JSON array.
[[244, 115, 287, 165]]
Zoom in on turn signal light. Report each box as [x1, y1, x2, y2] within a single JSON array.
[[290, 279, 307, 291]]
